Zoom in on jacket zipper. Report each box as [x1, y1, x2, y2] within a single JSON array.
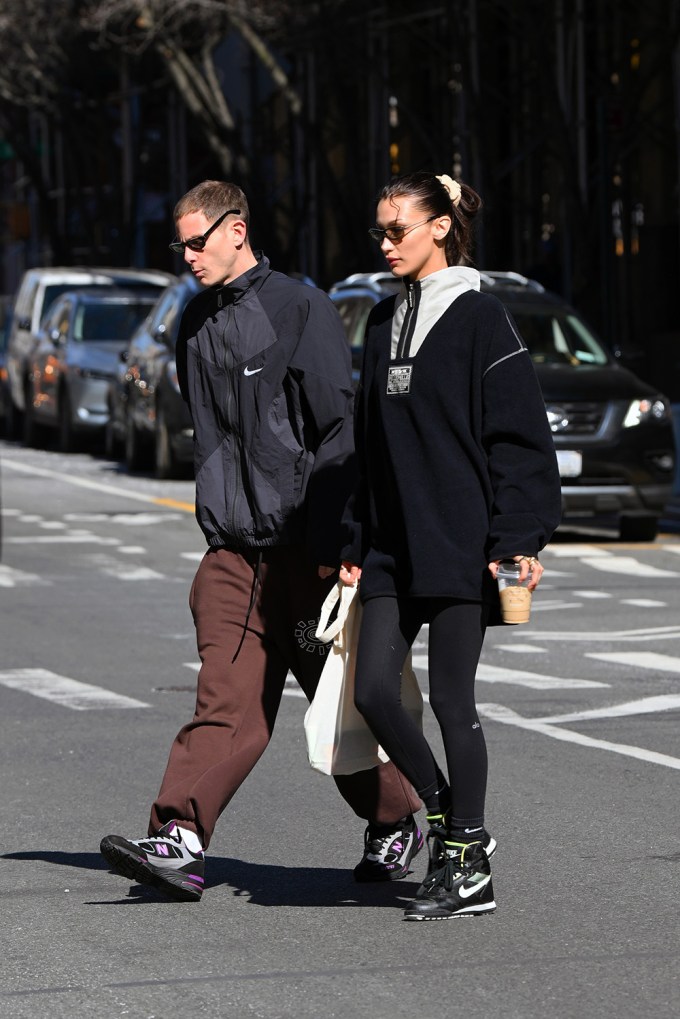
[[221, 303, 243, 538], [396, 280, 420, 359]]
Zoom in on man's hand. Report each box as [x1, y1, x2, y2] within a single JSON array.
[[318, 566, 336, 579]]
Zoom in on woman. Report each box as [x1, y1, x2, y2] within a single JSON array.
[[340, 171, 562, 921]]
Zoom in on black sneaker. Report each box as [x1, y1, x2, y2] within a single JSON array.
[[425, 816, 496, 879], [403, 840, 496, 920], [100, 821, 204, 902], [354, 815, 424, 882]]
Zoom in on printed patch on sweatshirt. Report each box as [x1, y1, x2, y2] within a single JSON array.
[[386, 364, 413, 395]]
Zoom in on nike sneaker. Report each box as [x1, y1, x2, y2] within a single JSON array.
[[403, 839, 496, 920], [100, 821, 204, 902], [425, 815, 496, 879], [354, 815, 424, 882]]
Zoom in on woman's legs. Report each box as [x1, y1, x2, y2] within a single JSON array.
[[354, 596, 488, 830], [354, 596, 446, 807], [426, 599, 488, 831]]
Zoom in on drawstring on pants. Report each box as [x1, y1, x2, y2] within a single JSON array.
[[232, 550, 263, 663]]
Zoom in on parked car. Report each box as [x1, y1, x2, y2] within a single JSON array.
[[329, 271, 675, 541], [24, 288, 159, 451], [5, 265, 176, 438], [107, 273, 200, 478], [0, 295, 13, 434]]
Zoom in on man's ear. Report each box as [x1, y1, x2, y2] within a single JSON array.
[[230, 218, 248, 246]]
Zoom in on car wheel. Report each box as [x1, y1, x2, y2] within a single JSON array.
[[22, 381, 44, 448], [125, 410, 151, 473], [58, 389, 79, 453], [154, 402, 179, 479], [618, 511, 659, 542]]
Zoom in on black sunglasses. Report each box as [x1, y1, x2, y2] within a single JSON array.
[[169, 208, 241, 254]]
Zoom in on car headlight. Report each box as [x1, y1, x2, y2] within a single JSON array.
[[623, 396, 670, 428]]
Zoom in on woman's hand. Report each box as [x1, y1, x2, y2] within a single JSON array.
[[339, 561, 362, 586], [488, 555, 544, 591]]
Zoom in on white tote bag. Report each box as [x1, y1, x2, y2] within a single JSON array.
[[304, 582, 423, 775]]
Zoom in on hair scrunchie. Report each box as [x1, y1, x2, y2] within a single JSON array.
[[436, 174, 462, 207]]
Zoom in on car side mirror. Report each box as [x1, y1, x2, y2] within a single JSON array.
[[18, 317, 31, 330], [50, 328, 63, 344], [119, 349, 128, 363]]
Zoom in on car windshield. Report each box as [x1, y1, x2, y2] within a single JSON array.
[[73, 301, 155, 342], [508, 305, 610, 366]]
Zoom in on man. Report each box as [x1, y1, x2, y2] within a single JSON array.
[[100, 181, 422, 901]]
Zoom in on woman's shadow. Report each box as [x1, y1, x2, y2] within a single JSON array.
[[1, 850, 420, 907]]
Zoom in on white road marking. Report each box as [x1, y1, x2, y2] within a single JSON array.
[[530, 600, 582, 612], [533, 694, 680, 724], [181, 552, 205, 561], [0, 458, 193, 510], [582, 555, 679, 578], [411, 656, 608, 689], [39, 520, 68, 529], [0, 669, 149, 710], [518, 625, 680, 643], [547, 545, 613, 557], [4, 534, 120, 545], [493, 643, 547, 654], [621, 598, 667, 608], [0, 565, 48, 588], [117, 546, 147, 554], [478, 702, 680, 770], [586, 651, 680, 674], [573, 590, 612, 599]]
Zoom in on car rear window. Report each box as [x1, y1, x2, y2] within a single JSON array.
[[508, 305, 609, 366], [73, 301, 156, 342]]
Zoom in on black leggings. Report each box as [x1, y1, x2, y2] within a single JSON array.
[[353, 597, 489, 827]]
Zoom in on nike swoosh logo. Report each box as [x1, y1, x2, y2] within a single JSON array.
[[459, 874, 491, 899], [244, 366, 263, 376]]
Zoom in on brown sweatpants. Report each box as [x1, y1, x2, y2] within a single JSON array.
[[149, 545, 421, 848]]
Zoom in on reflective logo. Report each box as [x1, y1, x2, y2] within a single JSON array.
[[244, 365, 264, 376], [546, 405, 569, 432], [295, 619, 331, 655]]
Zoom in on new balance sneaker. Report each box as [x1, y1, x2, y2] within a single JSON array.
[[424, 815, 497, 879], [100, 821, 204, 902], [403, 839, 496, 920], [354, 815, 424, 882]]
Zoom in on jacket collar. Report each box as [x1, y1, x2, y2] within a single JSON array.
[[215, 251, 271, 307]]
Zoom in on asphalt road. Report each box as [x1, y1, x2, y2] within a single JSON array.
[[1, 440, 679, 1019]]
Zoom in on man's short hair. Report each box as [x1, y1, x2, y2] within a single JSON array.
[[174, 181, 250, 230]]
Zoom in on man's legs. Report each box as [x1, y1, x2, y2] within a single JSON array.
[[149, 547, 289, 849]]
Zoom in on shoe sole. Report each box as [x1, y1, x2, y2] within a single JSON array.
[[100, 837, 202, 902], [354, 829, 424, 883], [403, 901, 497, 921]]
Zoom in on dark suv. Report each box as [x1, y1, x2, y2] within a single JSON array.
[[329, 271, 675, 541]]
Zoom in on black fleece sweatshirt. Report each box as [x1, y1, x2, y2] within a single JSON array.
[[344, 269, 562, 605]]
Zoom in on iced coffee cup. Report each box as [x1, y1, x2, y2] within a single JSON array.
[[496, 560, 532, 624]]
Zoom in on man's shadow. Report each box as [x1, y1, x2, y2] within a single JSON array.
[[1, 851, 419, 907]]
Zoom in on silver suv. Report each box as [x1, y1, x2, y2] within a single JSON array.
[[5, 266, 176, 438]]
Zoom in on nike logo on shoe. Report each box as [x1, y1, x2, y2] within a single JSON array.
[[459, 874, 491, 899], [244, 365, 263, 376]]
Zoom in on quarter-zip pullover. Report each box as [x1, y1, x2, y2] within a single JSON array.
[[345, 268, 562, 607]]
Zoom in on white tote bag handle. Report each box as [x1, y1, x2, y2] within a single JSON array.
[[315, 582, 358, 644]]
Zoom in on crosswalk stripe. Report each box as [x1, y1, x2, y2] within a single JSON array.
[[533, 694, 680, 724], [411, 656, 608, 689], [582, 555, 680, 578], [586, 651, 680, 673], [478, 702, 680, 770], [0, 669, 150, 710]]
